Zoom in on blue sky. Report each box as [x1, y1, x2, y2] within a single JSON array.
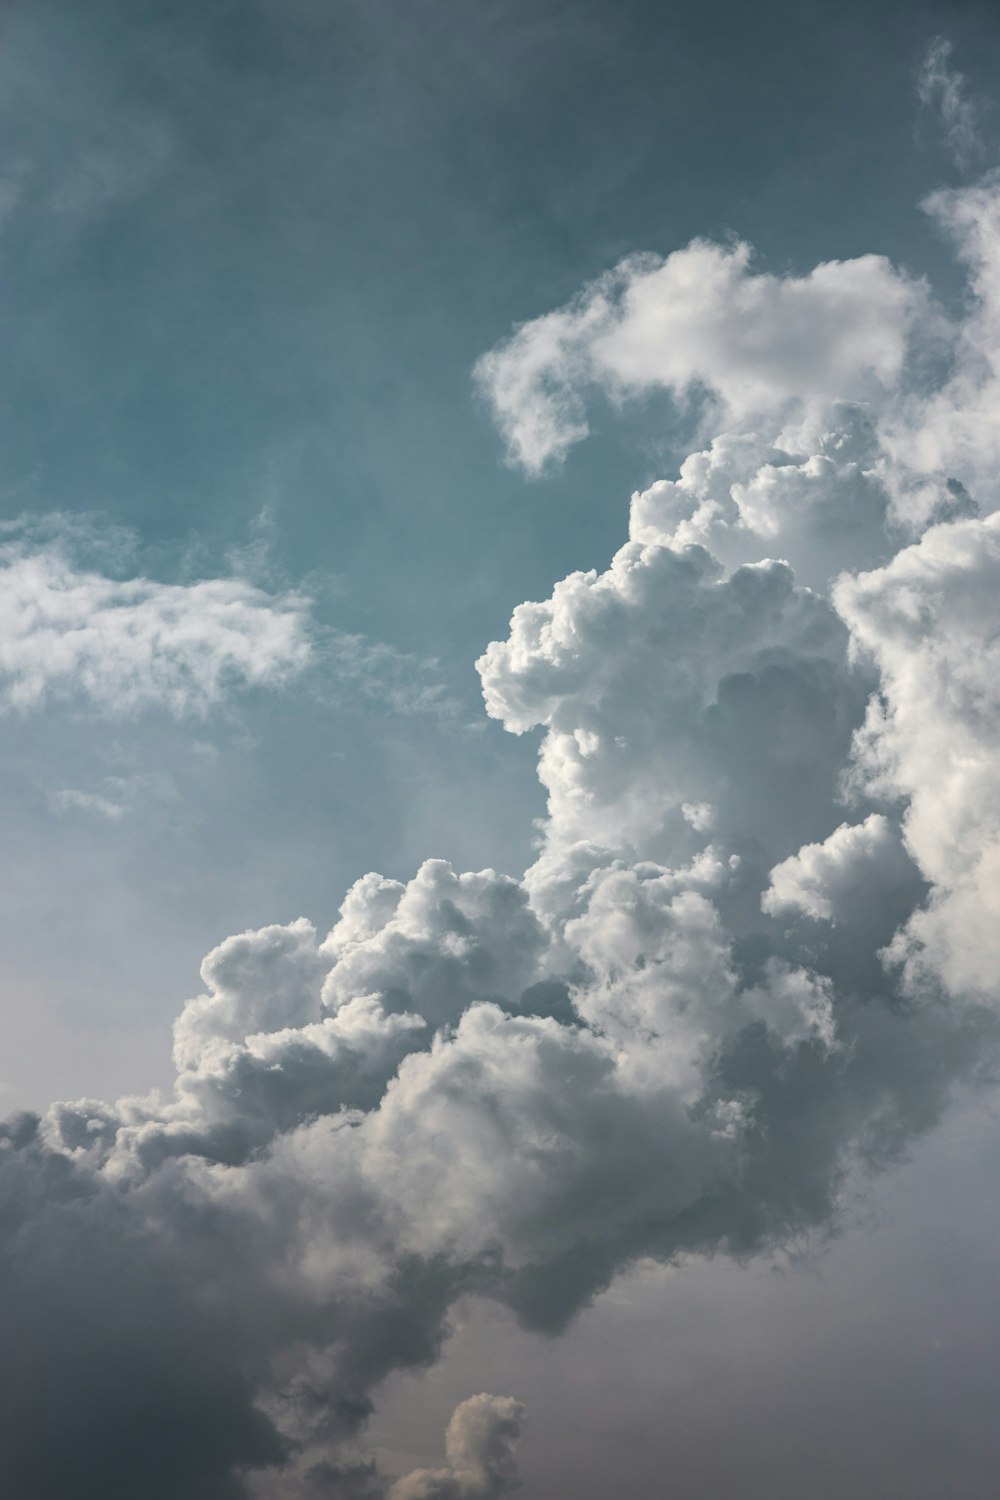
[[5, 4, 1000, 1498]]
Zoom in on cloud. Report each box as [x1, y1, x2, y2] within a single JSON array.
[[10, 173, 1000, 1500], [474, 242, 924, 473], [0, 517, 469, 730], [477, 501, 861, 869], [0, 532, 313, 716], [879, 175, 1000, 511], [388, 1396, 526, 1500], [836, 513, 1000, 999], [918, 38, 984, 171], [628, 403, 893, 590], [46, 771, 176, 820], [762, 813, 914, 924]]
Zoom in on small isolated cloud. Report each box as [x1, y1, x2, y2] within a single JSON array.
[[0, 528, 313, 717], [918, 38, 984, 171]]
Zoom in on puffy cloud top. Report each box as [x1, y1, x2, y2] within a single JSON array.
[[388, 1396, 526, 1500], [474, 241, 924, 474]]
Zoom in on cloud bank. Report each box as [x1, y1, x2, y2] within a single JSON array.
[[6, 171, 1000, 1498]]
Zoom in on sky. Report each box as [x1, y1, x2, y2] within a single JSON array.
[[4, 1, 1000, 1496]]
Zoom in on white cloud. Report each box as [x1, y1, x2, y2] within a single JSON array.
[[742, 959, 837, 1052], [388, 1396, 526, 1500], [763, 814, 911, 924], [629, 403, 893, 590], [474, 242, 924, 474], [880, 175, 1000, 510], [320, 859, 548, 1029], [836, 514, 1000, 999], [0, 536, 313, 716], [478, 510, 855, 869]]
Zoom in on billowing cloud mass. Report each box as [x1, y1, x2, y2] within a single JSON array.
[[473, 242, 924, 473], [0, 530, 312, 715], [7, 171, 1000, 1499], [836, 513, 1000, 998]]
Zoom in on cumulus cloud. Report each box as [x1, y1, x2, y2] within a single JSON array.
[[478, 512, 860, 870], [628, 403, 894, 590], [762, 814, 915, 924], [836, 514, 1000, 999], [474, 242, 924, 473], [388, 1395, 526, 1500], [0, 532, 312, 716], [10, 171, 1000, 1500]]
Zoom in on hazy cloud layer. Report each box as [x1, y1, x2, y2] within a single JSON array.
[[6, 171, 1000, 1499]]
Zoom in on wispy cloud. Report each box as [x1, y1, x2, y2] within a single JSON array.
[[47, 772, 177, 821], [322, 631, 472, 726], [0, 532, 313, 718], [918, 37, 984, 170], [0, 516, 471, 732]]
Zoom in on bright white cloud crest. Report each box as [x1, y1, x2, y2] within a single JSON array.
[[8, 172, 1000, 1500], [474, 241, 924, 474]]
